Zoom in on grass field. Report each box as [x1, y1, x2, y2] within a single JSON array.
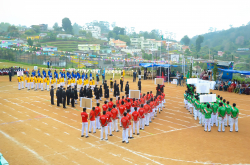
[[1, 64, 250, 164]]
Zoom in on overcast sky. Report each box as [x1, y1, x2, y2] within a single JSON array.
[[1, 0, 250, 40]]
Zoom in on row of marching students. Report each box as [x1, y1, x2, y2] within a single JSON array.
[[184, 87, 239, 132], [80, 91, 166, 143]]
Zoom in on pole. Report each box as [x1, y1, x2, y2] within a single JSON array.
[[168, 39, 169, 84], [152, 45, 153, 83], [160, 43, 161, 77]]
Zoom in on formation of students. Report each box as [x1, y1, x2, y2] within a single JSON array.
[[81, 90, 165, 143], [184, 85, 239, 132]]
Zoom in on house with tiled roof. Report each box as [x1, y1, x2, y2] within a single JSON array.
[[109, 38, 127, 48]]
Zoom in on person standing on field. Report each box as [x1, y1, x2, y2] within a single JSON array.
[[132, 107, 140, 135], [100, 111, 109, 140], [121, 112, 129, 144], [204, 104, 212, 132], [81, 108, 89, 138], [89, 107, 96, 134], [218, 102, 226, 132], [111, 105, 119, 132], [230, 103, 239, 132]]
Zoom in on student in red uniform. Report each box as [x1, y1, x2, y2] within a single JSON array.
[[161, 92, 165, 108], [102, 101, 108, 112], [100, 111, 109, 140], [125, 99, 132, 114], [139, 104, 145, 130], [150, 91, 154, 99], [140, 96, 145, 106], [150, 98, 155, 120], [144, 101, 151, 126], [127, 109, 134, 139], [81, 108, 89, 138], [119, 101, 126, 127], [131, 98, 136, 115], [106, 108, 113, 136], [153, 98, 157, 117], [132, 107, 140, 135], [146, 92, 150, 101], [116, 97, 121, 107], [121, 112, 129, 144], [111, 105, 119, 132], [89, 107, 96, 133], [108, 98, 114, 109], [95, 103, 101, 129]]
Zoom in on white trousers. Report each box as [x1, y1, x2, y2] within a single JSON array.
[[101, 126, 108, 139], [139, 118, 144, 129], [38, 83, 40, 89], [145, 113, 150, 125], [81, 122, 88, 136], [41, 84, 43, 91], [108, 122, 112, 134], [218, 117, 225, 132], [204, 118, 211, 131], [194, 109, 197, 120], [27, 83, 30, 90], [22, 81, 24, 88], [128, 125, 132, 137], [230, 118, 238, 132], [133, 121, 139, 134], [112, 119, 118, 131], [25, 80, 27, 87], [211, 113, 218, 126], [35, 83, 37, 90], [31, 82, 34, 89], [202, 114, 205, 125], [47, 85, 50, 91], [45, 83, 47, 90], [225, 114, 231, 126], [198, 111, 202, 124], [96, 116, 100, 129], [18, 82, 21, 90], [89, 120, 96, 133], [122, 128, 128, 142]]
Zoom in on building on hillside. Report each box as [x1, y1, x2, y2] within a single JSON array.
[[78, 44, 100, 54], [109, 38, 127, 48], [218, 51, 224, 56], [171, 54, 180, 62], [31, 24, 48, 32], [0, 39, 24, 48], [82, 26, 101, 39], [27, 36, 40, 40], [130, 37, 163, 51], [100, 37, 108, 41], [121, 48, 141, 55], [42, 46, 58, 56], [182, 46, 190, 51], [56, 34, 73, 39], [39, 33, 47, 38]]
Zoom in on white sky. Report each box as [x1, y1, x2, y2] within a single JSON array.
[[1, 0, 250, 40]]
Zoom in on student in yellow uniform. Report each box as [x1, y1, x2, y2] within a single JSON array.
[[73, 78, 76, 86], [51, 78, 54, 88], [17, 76, 21, 90], [89, 79, 93, 85], [34, 76, 37, 91], [83, 79, 87, 86], [71, 78, 74, 87], [57, 78, 60, 88], [40, 76, 44, 91], [30, 75, 34, 89], [79, 78, 82, 88], [46, 76, 50, 91], [62, 77, 65, 86], [21, 75, 24, 89], [92, 77, 95, 85], [25, 75, 28, 88], [37, 76, 41, 89], [27, 75, 30, 90], [85, 78, 89, 85], [77, 78, 80, 91], [67, 78, 71, 87], [60, 77, 64, 87], [44, 77, 47, 90], [53, 77, 56, 87]]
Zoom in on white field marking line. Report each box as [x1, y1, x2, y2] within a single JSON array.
[[57, 139, 63, 143], [53, 112, 58, 115], [72, 161, 80, 165], [86, 142, 96, 147], [62, 116, 68, 118], [42, 122, 48, 125], [70, 119, 77, 122], [34, 128, 41, 131], [175, 118, 190, 123], [0, 129, 49, 164], [137, 151, 246, 165], [53, 127, 58, 129], [72, 113, 78, 116], [168, 126, 178, 130], [122, 157, 133, 164], [21, 132, 26, 135], [154, 128, 167, 133], [157, 118, 189, 127], [43, 109, 49, 111], [62, 155, 69, 160], [44, 133, 50, 136], [153, 122, 163, 125], [64, 132, 70, 135], [165, 116, 173, 119]]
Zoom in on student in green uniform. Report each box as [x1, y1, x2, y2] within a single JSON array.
[[191, 95, 196, 116], [188, 93, 193, 114], [211, 102, 219, 126], [230, 103, 239, 132], [204, 104, 212, 132], [218, 102, 226, 132], [184, 91, 188, 109], [194, 96, 200, 121], [225, 101, 232, 127], [200, 102, 206, 127]]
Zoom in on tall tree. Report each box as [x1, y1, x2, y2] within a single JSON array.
[[7, 25, 19, 37], [62, 18, 73, 34], [27, 38, 33, 46], [53, 22, 62, 31], [0, 22, 11, 32], [73, 23, 81, 35], [195, 35, 204, 53], [181, 35, 190, 45]]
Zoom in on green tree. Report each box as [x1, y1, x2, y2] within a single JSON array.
[[62, 18, 73, 34], [118, 35, 131, 45], [190, 63, 193, 78], [196, 35, 204, 53], [53, 22, 62, 31], [127, 53, 132, 58], [27, 38, 33, 46], [73, 23, 81, 35], [0, 22, 11, 32], [181, 35, 190, 45], [79, 30, 87, 36], [32, 25, 40, 33], [25, 29, 36, 35], [213, 63, 218, 81], [86, 32, 92, 38], [184, 49, 191, 56], [7, 25, 19, 37], [202, 63, 207, 70]]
